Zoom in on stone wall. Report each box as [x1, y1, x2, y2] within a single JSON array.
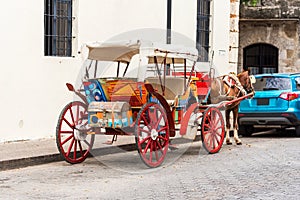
[[239, 0, 300, 73], [241, 0, 300, 19]]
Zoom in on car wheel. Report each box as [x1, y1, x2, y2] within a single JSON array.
[[295, 126, 300, 137], [238, 125, 253, 137]]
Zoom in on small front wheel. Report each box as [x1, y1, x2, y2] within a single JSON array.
[[135, 102, 169, 168], [201, 106, 225, 154], [56, 101, 95, 164]]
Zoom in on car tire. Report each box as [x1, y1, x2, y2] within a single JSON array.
[[238, 125, 253, 137], [295, 126, 300, 137]]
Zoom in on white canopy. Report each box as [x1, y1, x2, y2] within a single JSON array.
[[146, 43, 199, 64], [86, 40, 199, 64], [86, 40, 141, 63]]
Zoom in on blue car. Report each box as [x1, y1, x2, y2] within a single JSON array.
[[238, 73, 300, 136]]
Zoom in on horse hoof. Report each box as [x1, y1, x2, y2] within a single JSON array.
[[236, 141, 242, 145], [226, 141, 232, 145]]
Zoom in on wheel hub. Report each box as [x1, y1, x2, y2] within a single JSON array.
[[151, 129, 158, 140], [74, 125, 87, 141]]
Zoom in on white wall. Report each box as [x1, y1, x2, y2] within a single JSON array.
[[210, 0, 231, 76], [77, 0, 167, 44], [0, 0, 167, 142], [172, 0, 197, 45], [0, 1, 79, 142], [0, 0, 231, 142]]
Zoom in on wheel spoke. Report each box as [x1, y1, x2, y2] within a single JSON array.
[[213, 125, 223, 132], [156, 140, 165, 156], [157, 135, 167, 142], [63, 117, 74, 129], [213, 135, 219, 149], [204, 123, 210, 129], [154, 114, 163, 129], [153, 141, 159, 161], [141, 113, 150, 126], [83, 139, 92, 147], [139, 136, 151, 145], [61, 134, 74, 146], [206, 113, 211, 123], [66, 138, 75, 157], [139, 127, 151, 135], [213, 134, 221, 146], [78, 140, 84, 156], [156, 139, 163, 150], [156, 126, 167, 133], [69, 106, 75, 126], [149, 141, 153, 162], [211, 115, 220, 126], [205, 131, 212, 144], [76, 105, 80, 125], [73, 140, 77, 160], [60, 130, 74, 134], [149, 107, 158, 125], [142, 139, 151, 154]]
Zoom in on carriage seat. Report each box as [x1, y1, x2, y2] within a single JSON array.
[[145, 77, 186, 103]]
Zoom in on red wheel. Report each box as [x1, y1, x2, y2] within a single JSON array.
[[56, 101, 95, 164], [201, 106, 225, 154], [135, 102, 169, 168]]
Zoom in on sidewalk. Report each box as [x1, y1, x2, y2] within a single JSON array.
[[0, 136, 136, 171], [0, 138, 60, 171]]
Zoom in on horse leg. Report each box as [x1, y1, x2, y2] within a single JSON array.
[[225, 109, 232, 145], [233, 106, 242, 145]]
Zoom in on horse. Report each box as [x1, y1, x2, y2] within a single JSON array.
[[209, 70, 254, 145]]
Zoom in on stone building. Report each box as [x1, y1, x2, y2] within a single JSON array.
[[239, 0, 300, 74]]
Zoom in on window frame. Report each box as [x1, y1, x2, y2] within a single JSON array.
[[44, 0, 73, 57], [196, 0, 211, 62], [243, 43, 278, 75]]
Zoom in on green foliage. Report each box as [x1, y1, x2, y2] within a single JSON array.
[[241, 0, 259, 6]]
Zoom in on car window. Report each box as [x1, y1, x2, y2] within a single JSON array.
[[253, 77, 291, 91], [295, 77, 300, 90]]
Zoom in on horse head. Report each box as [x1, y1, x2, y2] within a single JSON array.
[[237, 69, 254, 94]]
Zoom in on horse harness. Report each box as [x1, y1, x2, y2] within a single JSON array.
[[221, 73, 247, 98]]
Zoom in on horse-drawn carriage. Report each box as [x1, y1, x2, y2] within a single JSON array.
[[56, 40, 254, 167]]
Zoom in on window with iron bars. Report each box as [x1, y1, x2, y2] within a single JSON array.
[[196, 0, 210, 62], [44, 0, 73, 57]]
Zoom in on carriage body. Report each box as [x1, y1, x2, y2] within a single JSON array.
[[56, 40, 226, 167], [80, 41, 204, 135]]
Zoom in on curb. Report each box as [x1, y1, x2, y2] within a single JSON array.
[[0, 143, 137, 171]]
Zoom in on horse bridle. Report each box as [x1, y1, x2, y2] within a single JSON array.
[[222, 74, 247, 97]]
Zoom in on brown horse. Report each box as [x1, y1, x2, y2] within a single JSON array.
[[209, 70, 254, 145]]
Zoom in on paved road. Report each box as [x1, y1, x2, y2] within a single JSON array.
[[0, 135, 299, 200]]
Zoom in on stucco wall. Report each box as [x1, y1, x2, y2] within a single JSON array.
[[0, 0, 231, 142], [0, 0, 166, 142]]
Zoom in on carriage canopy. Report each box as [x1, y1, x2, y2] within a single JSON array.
[[85, 40, 199, 64]]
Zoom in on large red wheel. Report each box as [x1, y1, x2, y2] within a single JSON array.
[[201, 106, 225, 154], [56, 101, 95, 164], [135, 102, 169, 168]]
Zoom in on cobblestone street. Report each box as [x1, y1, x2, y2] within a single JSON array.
[[0, 136, 299, 199]]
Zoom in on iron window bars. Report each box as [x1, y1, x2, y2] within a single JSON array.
[[44, 0, 73, 57]]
